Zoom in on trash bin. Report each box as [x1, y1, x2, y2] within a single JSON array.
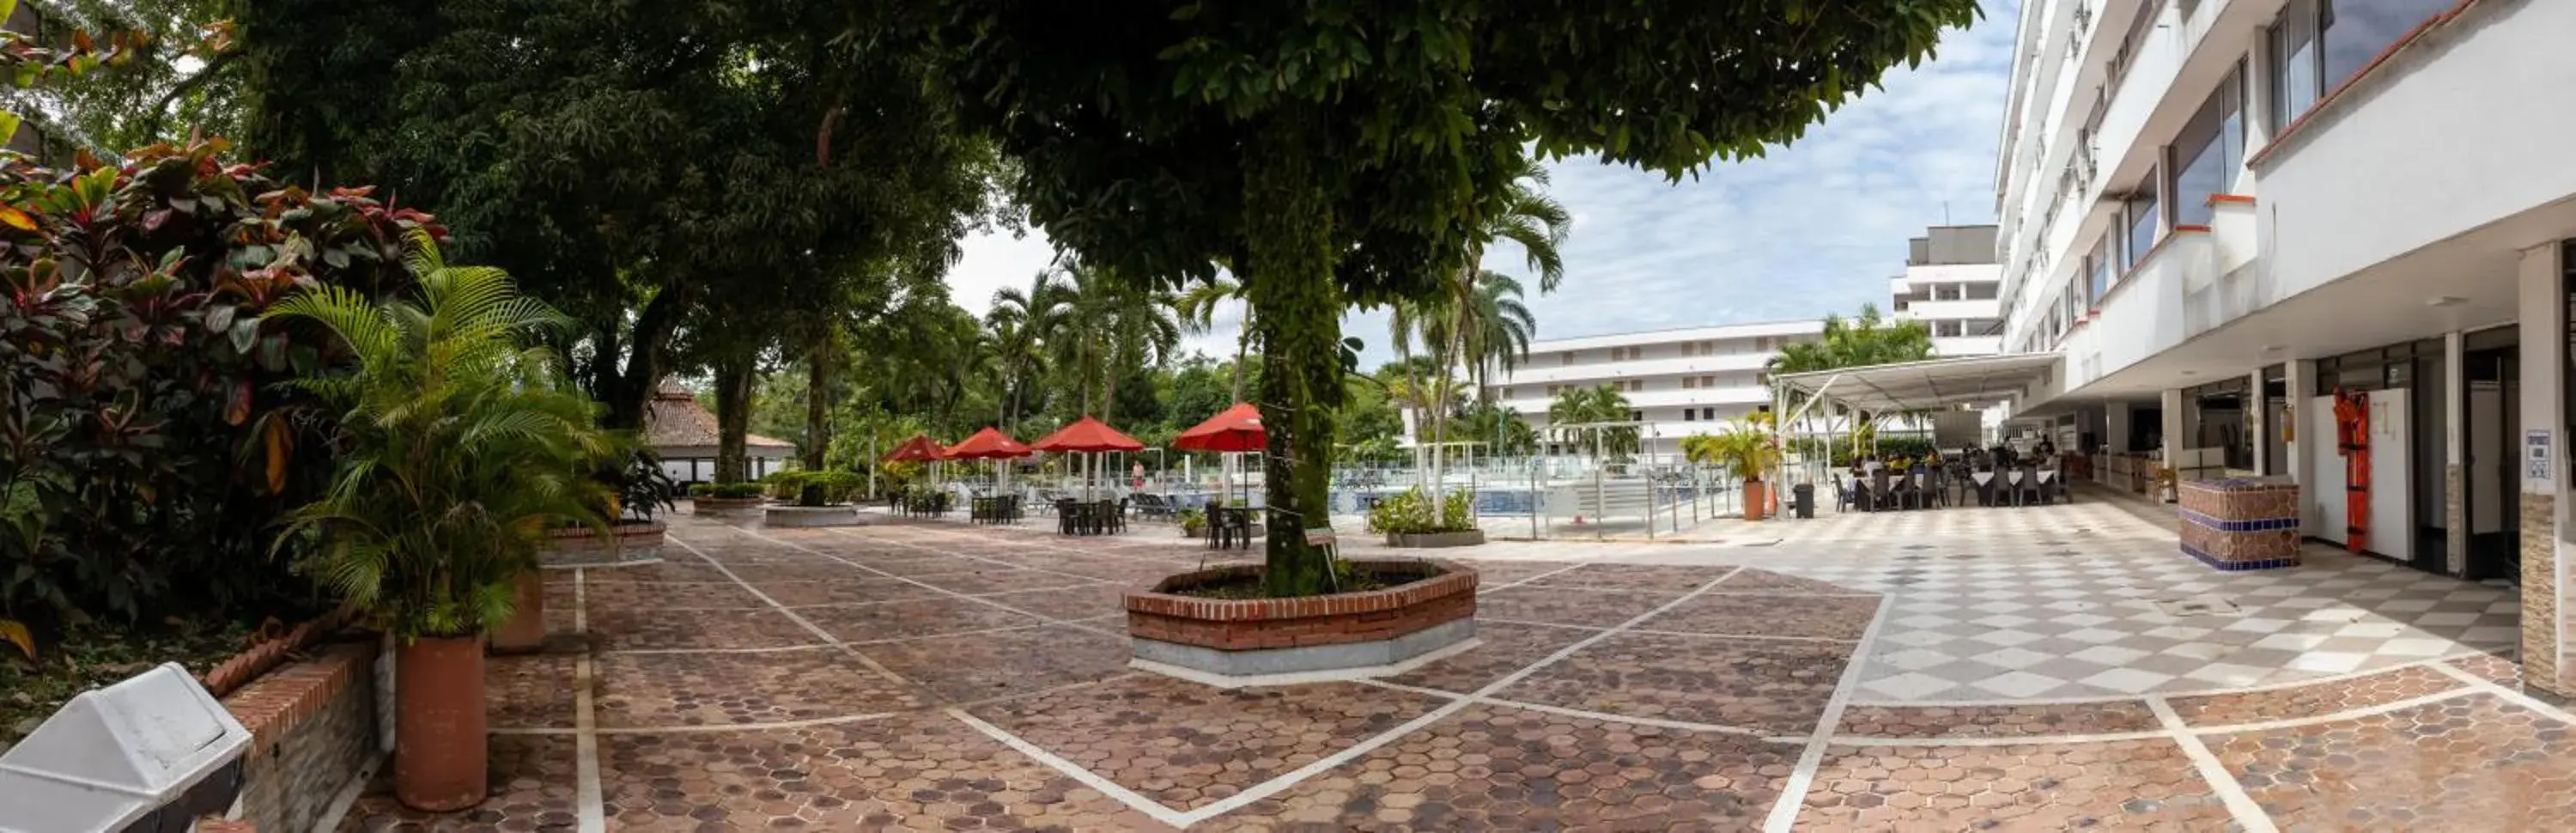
[[1790, 483, 1816, 520], [0, 662, 250, 833]]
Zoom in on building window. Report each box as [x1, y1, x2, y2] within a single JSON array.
[[1546, 385, 1559, 397], [1560, 352, 1574, 366], [2123, 183, 2161, 271], [1935, 320, 1963, 337], [2271, 0, 2453, 130], [1682, 409, 1695, 422], [1629, 410, 1644, 423], [2085, 237, 2111, 304], [1625, 380, 1643, 392], [2169, 64, 2245, 227], [1682, 377, 1697, 390]]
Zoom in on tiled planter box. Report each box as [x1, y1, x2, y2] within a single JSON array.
[[541, 521, 665, 568], [2178, 477, 2301, 570], [762, 504, 864, 527], [1125, 561, 1477, 683], [1383, 529, 1486, 548]]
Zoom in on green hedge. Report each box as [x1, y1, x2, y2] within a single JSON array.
[[689, 483, 764, 499], [1791, 435, 1946, 467], [760, 470, 866, 504]]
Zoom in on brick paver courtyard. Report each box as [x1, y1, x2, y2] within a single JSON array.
[[337, 499, 2576, 831]]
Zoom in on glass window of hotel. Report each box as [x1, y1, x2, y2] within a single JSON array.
[[2123, 183, 2161, 271], [2085, 237, 2112, 304], [2271, 0, 2455, 129], [2168, 64, 2245, 228]]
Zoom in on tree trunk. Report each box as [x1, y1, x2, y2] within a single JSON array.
[[804, 338, 831, 471], [1242, 110, 1340, 598], [599, 289, 687, 431], [1229, 308, 1253, 404], [714, 353, 754, 483]]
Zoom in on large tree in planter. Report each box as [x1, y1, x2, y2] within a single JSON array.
[[929, 0, 1978, 595]]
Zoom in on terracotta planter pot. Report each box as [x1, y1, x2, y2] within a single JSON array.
[[394, 634, 488, 812], [1743, 481, 1769, 521], [489, 571, 546, 654]]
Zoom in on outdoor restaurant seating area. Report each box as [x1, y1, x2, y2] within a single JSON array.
[[1835, 458, 2070, 513]]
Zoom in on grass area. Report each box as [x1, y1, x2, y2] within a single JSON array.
[[0, 617, 267, 745]]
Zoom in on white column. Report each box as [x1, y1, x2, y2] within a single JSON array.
[[2445, 330, 2468, 575], [2249, 369, 2269, 476], [2513, 241, 2567, 696], [2161, 388, 2186, 477]]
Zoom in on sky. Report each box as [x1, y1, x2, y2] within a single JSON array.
[[939, 2, 2022, 368]]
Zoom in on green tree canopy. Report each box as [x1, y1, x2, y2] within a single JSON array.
[[930, 0, 1979, 594]]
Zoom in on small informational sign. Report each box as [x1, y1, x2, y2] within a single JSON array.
[[2527, 429, 2552, 481], [1303, 527, 1338, 547]]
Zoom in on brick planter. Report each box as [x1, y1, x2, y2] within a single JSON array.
[[690, 496, 765, 517], [1383, 529, 1486, 548], [541, 520, 665, 568], [1124, 560, 1477, 683], [2177, 477, 2302, 570]]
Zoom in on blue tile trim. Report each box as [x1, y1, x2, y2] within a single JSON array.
[[2179, 542, 2300, 571], [2177, 508, 2302, 533]]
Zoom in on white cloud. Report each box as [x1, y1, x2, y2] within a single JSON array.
[[941, 1, 2020, 368]]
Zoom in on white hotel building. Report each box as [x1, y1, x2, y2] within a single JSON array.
[[1986, 0, 2576, 697], [1889, 223, 2008, 357], [1481, 321, 1825, 459]]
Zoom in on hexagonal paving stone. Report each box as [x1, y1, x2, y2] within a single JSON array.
[[1474, 585, 1680, 628], [1386, 621, 1593, 694], [1493, 633, 1850, 733], [486, 653, 578, 730], [2208, 692, 2576, 830], [796, 596, 1050, 643], [592, 651, 930, 728], [587, 605, 819, 652], [866, 623, 1133, 702], [598, 715, 1163, 830], [335, 735, 581, 831], [1834, 701, 2164, 739], [972, 676, 1446, 811], [1636, 593, 1880, 640], [1235, 703, 1801, 830], [2164, 664, 2467, 727], [1799, 739, 2234, 830]]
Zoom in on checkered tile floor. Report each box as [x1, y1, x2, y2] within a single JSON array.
[[1539, 497, 2520, 702]]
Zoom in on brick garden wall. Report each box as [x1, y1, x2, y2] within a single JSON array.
[[218, 639, 382, 833]]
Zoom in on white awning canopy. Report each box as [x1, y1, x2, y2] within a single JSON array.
[[1771, 353, 2061, 416]]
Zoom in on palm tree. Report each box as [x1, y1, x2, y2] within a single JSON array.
[[1546, 384, 1639, 462], [1765, 302, 1935, 441], [269, 231, 615, 638], [1418, 156, 1571, 496], [1175, 276, 1255, 403], [1102, 283, 1182, 422], [987, 270, 1069, 429]]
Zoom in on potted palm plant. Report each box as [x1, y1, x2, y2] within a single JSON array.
[[271, 232, 612, 812], [1686, 416, 1783, 521]]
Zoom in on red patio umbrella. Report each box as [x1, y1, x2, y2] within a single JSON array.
[[945, 427, 1033, 459], [880, 434, 950, 463], [1032, 416, 1145, 500], [1030, 416, 1145, 453], [1172, 402, 1266, 452]]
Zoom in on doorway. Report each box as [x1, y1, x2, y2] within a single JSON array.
[[2463, 331, 2519, 581]]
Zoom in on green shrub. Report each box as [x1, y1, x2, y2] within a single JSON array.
[[1, 138, 439, 637], [1176, 508, 1206, 532], [273, 234, 613, 637], [690, 483, 763, 499], [1364, 487, 1476, 535], [762, 470, 863, 505]]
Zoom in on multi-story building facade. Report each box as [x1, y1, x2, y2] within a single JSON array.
[[1478, 321, 1823, 458], [1888, 224, 2006, 357], [1991, 0, 2576, 697]]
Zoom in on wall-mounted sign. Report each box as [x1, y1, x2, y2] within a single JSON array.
[[2527, 429, 2552, 481]]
